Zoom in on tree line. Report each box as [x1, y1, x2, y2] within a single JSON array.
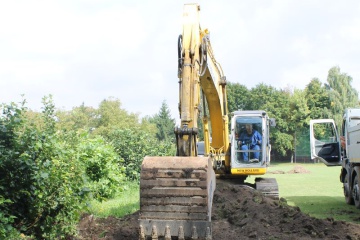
[[227, 66, 359, 161], [0, 97, 175, 238]]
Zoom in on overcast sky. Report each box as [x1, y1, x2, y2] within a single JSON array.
[[1, 0, 359, 121]]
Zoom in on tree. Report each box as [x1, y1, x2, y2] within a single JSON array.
[[262, 88, 293, 158], [227, 82, 249, 112], [248, 83, 278, 110], [149, 100, 176, 142], [55, 103, 98, 132], [305, 78, 331, 119], [288, 89, 310, 162], [326, 66, 359, 127], [96, 97, 139, 129]]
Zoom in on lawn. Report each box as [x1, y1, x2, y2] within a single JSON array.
[[88, 163, 360, 223], [251, 162, 360, 223]]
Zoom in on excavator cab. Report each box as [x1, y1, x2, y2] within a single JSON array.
[[228, 110, 278, 199], [231, 110, 271, 172]]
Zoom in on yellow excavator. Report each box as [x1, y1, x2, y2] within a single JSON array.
[[139, 4, 278, 240]]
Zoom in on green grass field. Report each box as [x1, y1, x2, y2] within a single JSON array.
[[251, 163, 360, 223], [88, 163, 360, 223]]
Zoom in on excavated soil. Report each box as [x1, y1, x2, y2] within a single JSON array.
[[77, 166, 360, 240]]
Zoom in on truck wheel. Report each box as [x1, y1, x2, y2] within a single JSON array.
[[344, 172, 354, 205], [353, 176, 360, 209]]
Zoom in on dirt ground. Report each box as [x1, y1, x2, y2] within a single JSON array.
[[77, 166, 360, 240]]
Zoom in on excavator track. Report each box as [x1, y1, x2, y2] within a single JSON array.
[[215, 177, 279, 200], [139, 156, 216, 240], [255, 177, 279, 200]]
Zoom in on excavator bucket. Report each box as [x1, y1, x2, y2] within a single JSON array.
[[139, 156, 216, 240]]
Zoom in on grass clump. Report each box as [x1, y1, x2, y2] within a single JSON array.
[[88, 181, 139, 218]]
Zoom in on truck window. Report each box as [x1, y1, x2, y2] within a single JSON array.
[[235, 117, 262, 134], [313, 122, 337, 143], [349, 117, 360, 128]]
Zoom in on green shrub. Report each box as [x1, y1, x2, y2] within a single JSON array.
[[0, 97, 176, 238], [0, 98, 89, 239], [108, 128, 176, 180], [0, 197, 20, 239], [77, 136, 125, 201]]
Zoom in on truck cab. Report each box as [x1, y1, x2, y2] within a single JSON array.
[[309, 109, 360, 166], [309, 108, 360, 208], [341, 109, 360, 163]]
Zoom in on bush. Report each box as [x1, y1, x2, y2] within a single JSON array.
[[0, 197, 20, 239], [0, 98, 89, 239], [0, 97, 176, 238], [77, 135, 125, 201], [108, 128, 176, 180]]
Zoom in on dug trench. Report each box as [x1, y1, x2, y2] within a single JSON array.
[[77, 168, 360, 240]]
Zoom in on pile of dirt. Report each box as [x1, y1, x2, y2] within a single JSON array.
[[77, 181, 360, 240], [286, 165, 311, 174], [268, 165, 311, 174], [211, 181, 359, 239]]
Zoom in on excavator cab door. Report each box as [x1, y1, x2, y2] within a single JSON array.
[[310, 119, 342, 166], [231, 114, 266, 168]]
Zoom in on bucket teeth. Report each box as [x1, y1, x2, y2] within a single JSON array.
[[206, 226, 212, 240], [164, 226, 171, 240], [151, 225, 158, 240], [178, 226, 185, 240], [191, 226, 198, 239], [139, 225, 145, 240]]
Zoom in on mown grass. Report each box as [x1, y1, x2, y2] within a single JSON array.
[[88, 163, 360, 224], [250, 162, 360, 223]]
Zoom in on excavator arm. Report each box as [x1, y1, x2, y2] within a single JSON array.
[[139, 4, 219, 240], [174, 3, 203, 157], [175, 4, 230, 170]]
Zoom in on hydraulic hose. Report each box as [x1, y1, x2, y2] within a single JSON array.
[[177, 34, 183, 77]]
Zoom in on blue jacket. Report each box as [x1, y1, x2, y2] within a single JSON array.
[[238, 130, 262, 147]]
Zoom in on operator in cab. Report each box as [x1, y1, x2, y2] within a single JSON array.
[[238, 124, 262, 163]]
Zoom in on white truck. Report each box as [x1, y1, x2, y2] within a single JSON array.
[[310, 108, 360, 208]]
